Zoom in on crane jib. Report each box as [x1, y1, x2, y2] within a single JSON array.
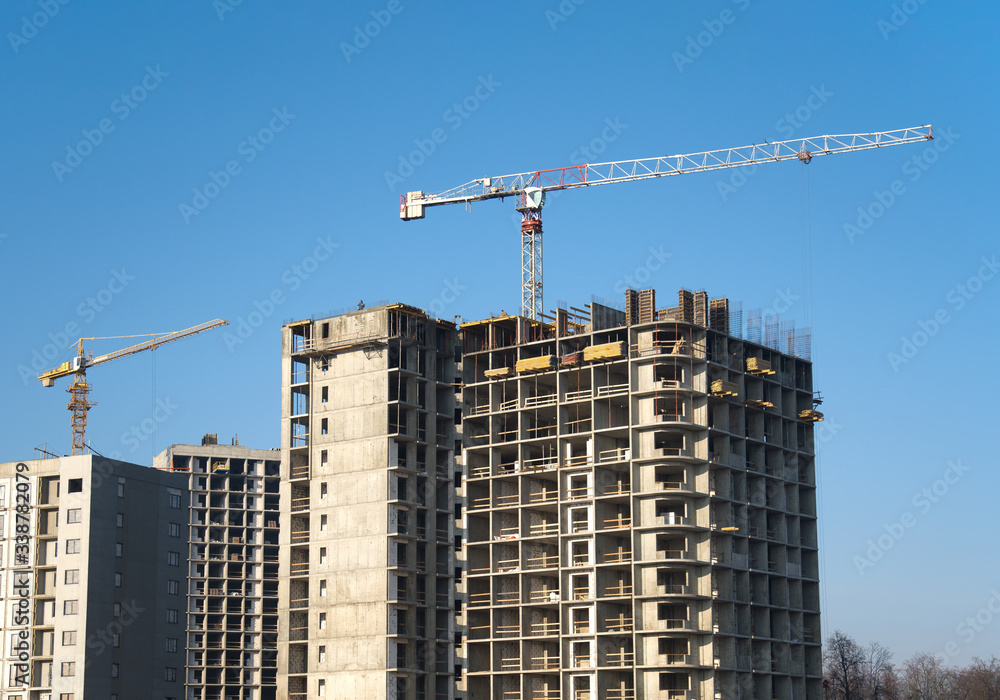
[[399, 125, 932, 319]]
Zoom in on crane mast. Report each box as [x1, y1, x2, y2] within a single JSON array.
[[38, 318, 229, 455], [400, 125, 933, 320]]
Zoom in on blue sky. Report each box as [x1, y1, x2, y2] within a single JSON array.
[[2, 0, 997, 665]]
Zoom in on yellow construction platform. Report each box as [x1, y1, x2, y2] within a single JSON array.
[[583, 341, 626, 362], [516, 355, 557, 373]]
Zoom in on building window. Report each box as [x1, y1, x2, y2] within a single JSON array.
[[167, 551, 180, 566], [321, 418, 328, 435], [112, 633, 120, 648], [114, 603, 121, 617], [60, 694, 74, 700], [164, 667, 177, 682], [67, 478, 82, 493], [63, 600, 79, 615], [62, 631, 77, 646], [318, 679, 326, 696], [111, 664, 119, 678], [116, 513, 124, 527], [321, 482, 328, 498], [115, 543, 123, 557], [168, 523, 180, 537], [320, 580, 327, 597], [319, 613, 327, 630], [169, 493, 181, 509], [320, 514, 327, 532], [321, 450, 328, 467], [165, 638, 177, 653], [65, 569, 80, 585], [66, 508, 82, 524], [117, 478, 125, 497], [321, 386, 328, 403], [167, 580, 179, 595], [114, 573, 123, 587], [319, 547, 327, 564], [318, 645, 326, 663], [60, 662, 75, 677], [167, 609, 179, 624], [66, 539, 81, 554]]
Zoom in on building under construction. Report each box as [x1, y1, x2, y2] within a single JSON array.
[[457, 288, 822, 700], [278, 305, 461, 700], [153, 439, 283, 700]]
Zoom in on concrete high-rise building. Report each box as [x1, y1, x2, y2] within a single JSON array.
[[153, 438, 282, 700], [278, 304, 461, 700], [458, 289, 822, 700], [0, 455, 191, 699]]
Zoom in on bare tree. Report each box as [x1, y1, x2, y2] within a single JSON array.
[[951, 656, 1000, 700], [899, 652, 953, 700], [865, 641, 896, 700], [826, 631, 866, 700]]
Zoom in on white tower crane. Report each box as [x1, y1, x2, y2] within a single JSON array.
[[400, 125, 933, 320]]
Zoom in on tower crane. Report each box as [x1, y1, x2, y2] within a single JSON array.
[[38, 318, 229, 455], [400, 125, 933, 320]]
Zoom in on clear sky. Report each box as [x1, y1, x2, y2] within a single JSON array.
[[2, 0, 997, 666]]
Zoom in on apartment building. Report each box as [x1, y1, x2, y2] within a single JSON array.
[[458, 289, 822, 700], [0, 455, 190, 700], [278, 304, 461, 700], [153, 439, 282, 700]]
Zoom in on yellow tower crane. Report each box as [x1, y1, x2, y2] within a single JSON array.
[[38, 318, 229, 455]]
